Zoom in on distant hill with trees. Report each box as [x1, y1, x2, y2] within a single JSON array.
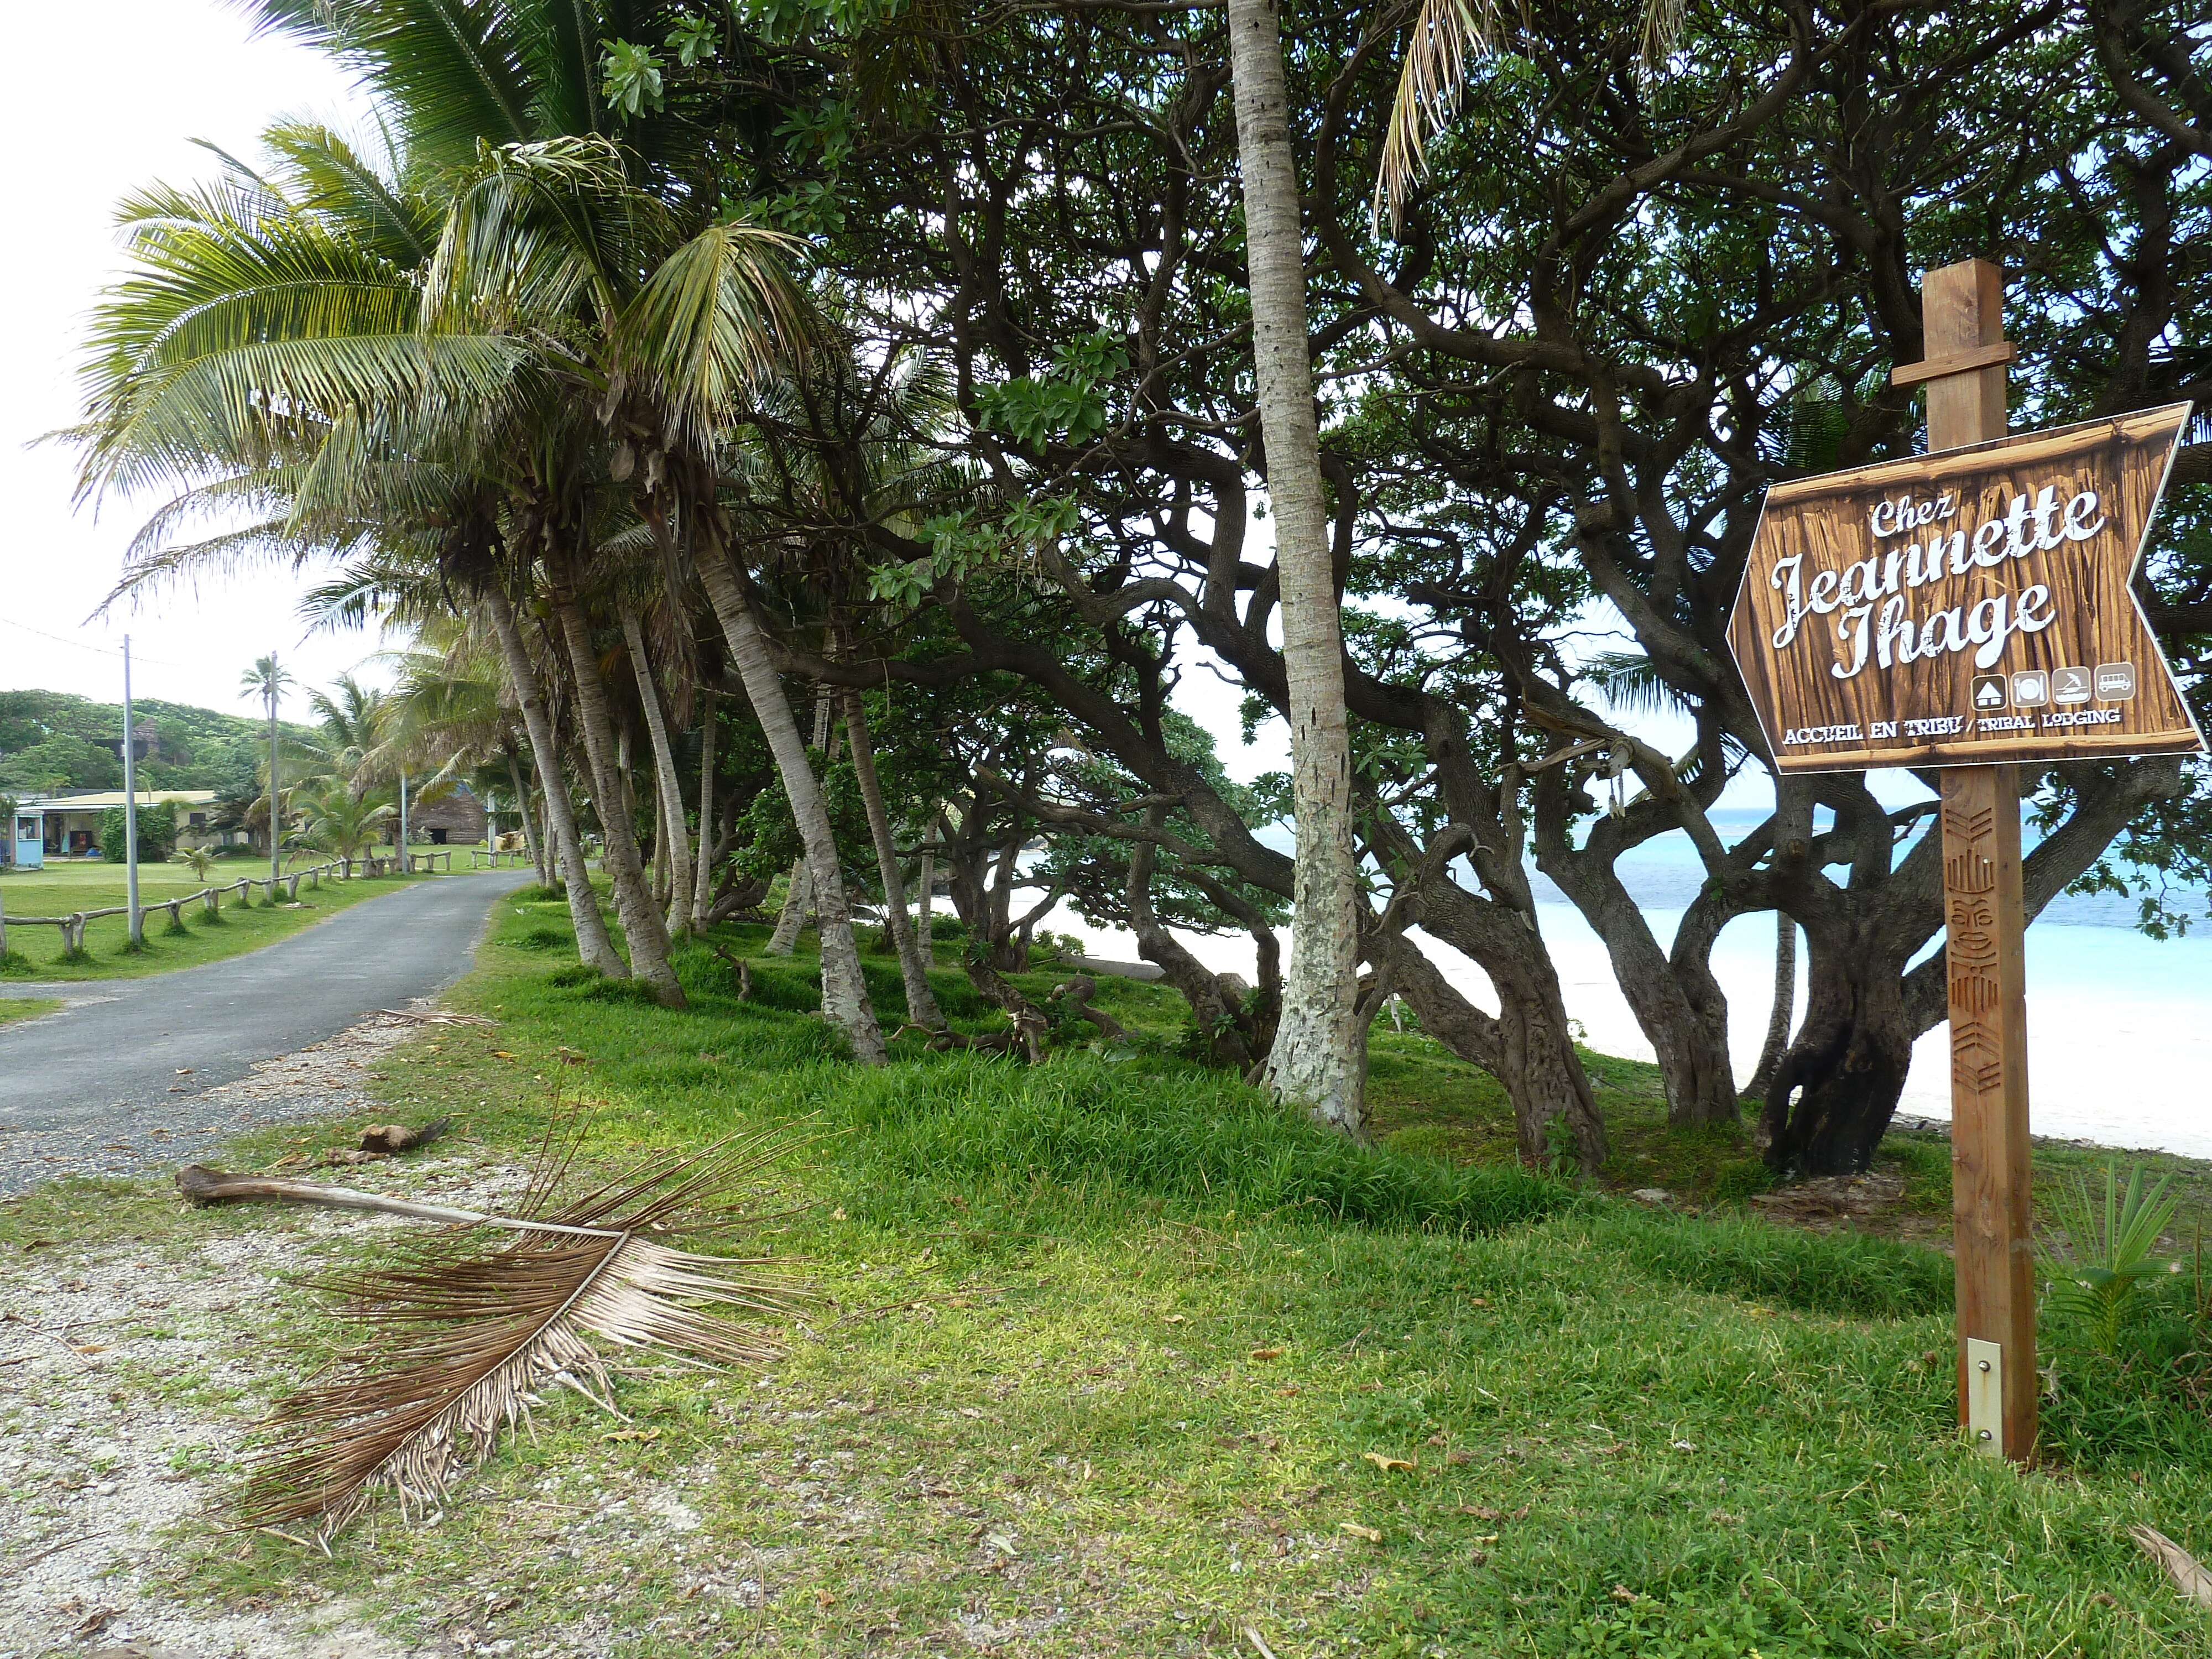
[[0, 688, 318, 796]]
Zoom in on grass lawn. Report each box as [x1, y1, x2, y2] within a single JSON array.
[[0, 849, 487, 980], [0, 995, 62, 1025], [5, 897, 2208, 1656]]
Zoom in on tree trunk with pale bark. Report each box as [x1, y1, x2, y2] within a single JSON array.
[[691, 686, 717, 932], [620, 609, 695, 939], [696, 554, 886, 1063], [481, 588, 625, 978], [1224, 0, 1367, 1138], [917, 847, 935, 965], [843, 690, 944, 1029], [502, 741, 547, 889], [546, 579, 685, 1007]]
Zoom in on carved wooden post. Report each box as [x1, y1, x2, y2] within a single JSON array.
[[1901, 258, 2036, 1461]]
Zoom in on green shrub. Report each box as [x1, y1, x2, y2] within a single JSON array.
[[515, 925, 572, 952], [2040, 1162, 2180, 1355], [98, 800, 177, 862]]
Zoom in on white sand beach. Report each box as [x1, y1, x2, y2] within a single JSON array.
[[1046, 829, 2212, 1159]]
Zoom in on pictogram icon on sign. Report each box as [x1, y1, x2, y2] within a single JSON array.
[[2095, 662, 2135, 700], [1971, 675, 2006, 710], [2051, 666, 2092, 705], [2010, 670, 2048, 707]]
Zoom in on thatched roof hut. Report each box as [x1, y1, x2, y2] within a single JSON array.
[[409, 783, 486, 845]]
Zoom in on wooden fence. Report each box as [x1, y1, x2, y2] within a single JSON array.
[[0, 849, 523, 958], [2, 859, 359, 957]]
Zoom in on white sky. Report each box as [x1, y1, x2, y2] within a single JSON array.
[[1, 2, 380, 726]]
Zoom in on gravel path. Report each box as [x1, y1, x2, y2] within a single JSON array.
[[0, 871, 533, 1196], [0, 1021, 540, 1658]]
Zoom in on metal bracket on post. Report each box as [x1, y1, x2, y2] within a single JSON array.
[[1965, 1337, 2004, 1458]]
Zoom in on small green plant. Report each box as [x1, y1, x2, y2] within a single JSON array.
[[182, 844, 217, 884], [1543, 1111, 1579, 1178], [1564, 1589, 1787, 1657], [2041, 1162, 2182, 1355]]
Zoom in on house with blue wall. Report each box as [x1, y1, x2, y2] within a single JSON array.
[[8, 805, 44, 870]]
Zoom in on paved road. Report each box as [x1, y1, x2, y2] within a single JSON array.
[[0, 870, 535, 1167]]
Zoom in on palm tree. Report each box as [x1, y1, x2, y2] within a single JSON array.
[[301, 539, 624, 968], [240, 654, 296, 878], [69, 119, 650, 992], [618, 604, 694, 938], [420, 135, 880, 1055], [297, 780, 397, 875], [1223, 0, 1369, 1135], [308, 672, 390, 780]]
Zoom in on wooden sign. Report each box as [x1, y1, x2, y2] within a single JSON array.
[[1727, 404, 2203, 773]]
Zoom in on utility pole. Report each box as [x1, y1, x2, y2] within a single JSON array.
[[268, 651, 282, 884], [1893, 258, 2036, 1462], [122, 635, 143, 947], [399, 770, 409, 875]]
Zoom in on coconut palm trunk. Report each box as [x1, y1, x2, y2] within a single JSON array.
[[764, 693, 831, 956], [621, 609, 695, 938], [1225, 0, 1368, 1137], [691, 685, 717, 931], [843, 689, 944, 1029], [502, 742, 547, 888], [916, 839, 935, 967], [546, 581, 686, 1008], [481, 588, 625, 977], [766, 859, 811, 954], [696, 555, 886, 1063]]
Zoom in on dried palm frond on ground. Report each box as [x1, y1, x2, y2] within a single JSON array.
[[179, 1125, 809, 1539]]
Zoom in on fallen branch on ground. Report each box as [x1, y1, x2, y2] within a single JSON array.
[[709, 945, 754, 1001], [375, 1009, 499, 1027], [358, 1117, 451, 1155], [1051, 976, 1129, 1042]]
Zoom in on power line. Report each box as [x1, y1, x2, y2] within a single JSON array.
[[0, 615, 189, 670]]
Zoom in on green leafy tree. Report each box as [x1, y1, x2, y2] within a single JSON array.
[[99, 801, 178, 863], [0, 734, 122, 793]]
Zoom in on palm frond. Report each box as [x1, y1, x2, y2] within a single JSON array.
[[1583, 649, 1688, 717], [262, 119, 438, 269], [237, 1127, 808, 1536], [242, 0, 540, 167], [618, 220, 807, 453], [1373, 0, 1505, 237], [1638, 0, 1690, 73]]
